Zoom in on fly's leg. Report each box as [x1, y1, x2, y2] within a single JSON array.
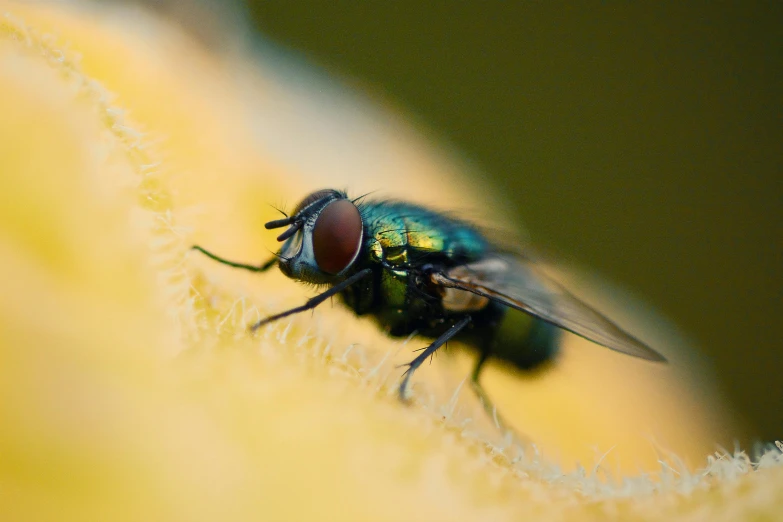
[[470, 349, 530, 447], [249, 268, 373, 332], [469, 352, 501, 427], [192, 245, 277, 272], [192, 245, 372, 333], [399, 316, 472, 402]]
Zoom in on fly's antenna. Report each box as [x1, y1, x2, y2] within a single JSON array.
[[264, 216, 303, 242]]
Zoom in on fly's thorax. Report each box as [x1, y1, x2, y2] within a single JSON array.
[[272, 190, 364, 285], [360, 201, 495, 320], [363, 202, 489, 268], [366, 211, 408, 265]]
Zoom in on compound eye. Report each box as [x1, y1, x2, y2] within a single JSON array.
[[312, 199, 363, 274], [293, 189, 337, 216]]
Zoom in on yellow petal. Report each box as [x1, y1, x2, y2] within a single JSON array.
[[0, 3, 779, 521]]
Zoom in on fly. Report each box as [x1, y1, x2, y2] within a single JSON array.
[[192, 189, 666, 407]]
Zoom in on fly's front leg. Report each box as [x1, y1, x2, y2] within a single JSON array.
[[192, 245, 278, 272], [399, 315, 472, 402], [249, 268, 373, 332]]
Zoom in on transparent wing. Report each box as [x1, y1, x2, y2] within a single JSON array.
[[430, 253, 666, 362]]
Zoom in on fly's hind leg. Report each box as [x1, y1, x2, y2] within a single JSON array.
[[470, 349, 529, 447], [469, 351, 504, 428]]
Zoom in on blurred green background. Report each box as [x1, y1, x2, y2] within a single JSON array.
[[150, 1, 781, 442], [245, 3, 781, 443]]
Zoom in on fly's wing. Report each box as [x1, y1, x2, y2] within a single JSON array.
[[430, 253, 666, 362]]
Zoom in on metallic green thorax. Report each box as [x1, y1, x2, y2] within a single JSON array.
[[336, 200, 558, 371], [340, 201, 486, 328]]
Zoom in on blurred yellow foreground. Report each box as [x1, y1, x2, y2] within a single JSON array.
[[0, 2, 780, 521]]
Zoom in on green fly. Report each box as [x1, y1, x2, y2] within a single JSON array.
[[193, 189, 666, 403]]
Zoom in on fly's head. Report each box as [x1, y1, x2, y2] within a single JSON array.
[[266, 189, 364, 285]]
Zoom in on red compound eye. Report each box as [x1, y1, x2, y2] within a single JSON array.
[[312, 199, 363, 274], [293, 189, 337, 216]]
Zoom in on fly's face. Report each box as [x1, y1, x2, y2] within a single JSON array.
[[266, 189, 364, 284]]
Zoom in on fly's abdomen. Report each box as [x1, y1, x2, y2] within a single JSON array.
[[491, 306, 560, 371]]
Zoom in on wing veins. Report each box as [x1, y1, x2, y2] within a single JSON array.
[[430, 259, 666, 362]]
